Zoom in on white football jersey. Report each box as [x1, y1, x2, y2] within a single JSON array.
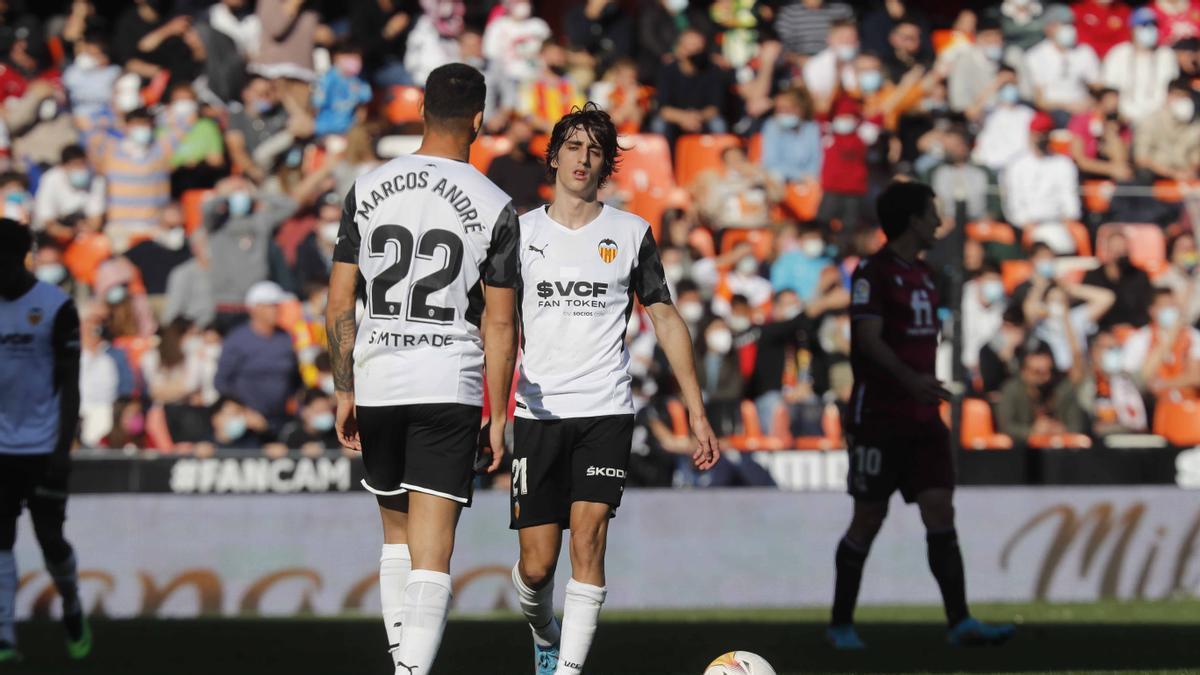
[[514, 205, 671, 419], [333, 154, 519, 407]]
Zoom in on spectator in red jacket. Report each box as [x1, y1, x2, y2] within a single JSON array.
[[1074, 0, 1132, 58], [817, 95, 870, 239]]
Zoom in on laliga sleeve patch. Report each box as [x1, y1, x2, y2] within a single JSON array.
[[852, 278, 871, 306]]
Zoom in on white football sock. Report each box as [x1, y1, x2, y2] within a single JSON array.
[[512, 562, 560, 647], [394, 569, 452, 674], [0, 551, 15, 645], [380, 544, 411, 661], [554, 579, 606, 675]]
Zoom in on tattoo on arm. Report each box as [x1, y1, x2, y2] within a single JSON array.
[[328, 307, 357, 393]]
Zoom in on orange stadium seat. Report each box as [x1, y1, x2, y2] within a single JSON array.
[[747, 133, 763, 163], [966, 220, 1016, 245], [468, 135, 512, 175], [961, 398, 1014, 450], [782, 180, 822, 221], [181, 188, 214, 234], [1151, 179, 1200, 203], [1096, 223, 1168, 277], [674, 134, 741, 188], [1027, 433, 1093, 449], [727, 400, 786, 451], [790, 402, 841, 450], [63, 232, 111, 287], [611, 133, 675, 196], [1082, 180, 1115, 214], [385, 85, 424, 125], [720, 227, 775, 261], [1001, 260, 1032, 295], [1048, 129, 1073, 156], [666, 398, 690, 439], [1153, 397, 1200, 446], [145, 404, 174, 453], [530, 134, 550, 160]]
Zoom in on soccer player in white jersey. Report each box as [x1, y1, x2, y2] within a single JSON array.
[[325, 64, 520, 674], [0, 219, 90, 663], [504, 104, 720, 675]]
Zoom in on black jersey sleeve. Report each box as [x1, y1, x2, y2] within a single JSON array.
[[631, 227, 672, 306], [482, 202, 521, 288], [332, 184, 361, 265]]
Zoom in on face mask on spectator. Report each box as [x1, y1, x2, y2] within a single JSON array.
[[983, 44, 1004, 61], [1170, 97, 1195, 122], [509, 2, 532, 19], [1135, 25, 1159, 49], [1035, 259, 1056, 279], [320, 222, 340, 245], [679, 302, 704, 323], [736, 256, 758, 276], [38, 99, 58, 122], [728, 315, 752, 332], [1101, 348, 1122, 375], [775, 113, 800, 129], [335, 54, 363, 77], [778, 304, 803, 321], [1157, 306, 1180, 329], [319, 374, 336, 395], [663, 263, 684, 284], [1055, 24, 1078, 48], [998, 83, 1020, 104], [831, 115, 858, 135], [172, 99, 198, 121], [75, 53, 99, 70], [834, 44, 858, 62], [223, 415, 248, 441], [800, 237, 825, 258], [160, 227, 186, 250], [105, 284, 128, 305], [665, 0, 688, 13], [128, 125, 154, 146], [35, 264, 67, 285], [707, 328, 733, 354], [68, 169, 90, 189], [857, 121, 881, 145], [311, 412, 335, 432], [982, 279, 1005, 305], [228, 191, 253, 217], [254, 100, 275, 115], [858, 70, 883, 93]]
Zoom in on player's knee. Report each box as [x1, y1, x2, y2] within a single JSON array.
[[32, 516, 71, 560], [919, 500, 955, 531], [568, 520, 606, 564], [518, 557, 556, 590], [849, 503, 888, 541]]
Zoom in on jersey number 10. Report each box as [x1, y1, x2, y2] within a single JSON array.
[[368, 224, 465, 324]]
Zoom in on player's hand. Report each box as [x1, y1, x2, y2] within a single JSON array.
[[476, 419, 508, 474], [909, 374, 952, 405], [690, 414, 720, 470], [335, 394, 361, 452]]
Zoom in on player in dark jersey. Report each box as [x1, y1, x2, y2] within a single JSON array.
[[827, 181, 1014, 649], [0, 220, 90, 662]]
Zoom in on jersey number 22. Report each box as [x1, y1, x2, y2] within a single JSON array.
[[368, 224, 464, 324]]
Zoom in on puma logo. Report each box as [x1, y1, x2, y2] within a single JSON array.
[[528, 243, 548, 258]]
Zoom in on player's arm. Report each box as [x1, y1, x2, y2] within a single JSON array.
[[51, 299, 81, 465], [645, 301, 719, 470], [853, 315, 949, 404], [327, 186, 363, 451], [634, 226, 719, 470], [479, 203, 522, 473]]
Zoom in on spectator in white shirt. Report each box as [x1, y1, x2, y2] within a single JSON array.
[[33, 144, 105, 240], [1104, 8, 1179, 122], [208, 0, 261, 58], [962, 261, 1008, 370], [1003, 112, 1082, 253], [948, 17, 1005, 114], [1121, 287, 1200, 399], [1023, 4, 1101, 120], [482, 0, 552, 109], [972, 67, 1035, 170], [803, 19, 860, 112]]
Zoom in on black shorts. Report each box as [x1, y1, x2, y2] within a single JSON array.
[[0, 454, 69, 520], [510, 414, 634, 530], [846, 421, 955, 504], [356, 403, 482, 506]]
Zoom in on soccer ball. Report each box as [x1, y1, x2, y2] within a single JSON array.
[[703, 651, 777, 675]]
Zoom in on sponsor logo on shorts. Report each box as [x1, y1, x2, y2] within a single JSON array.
[[586, 465, 625, 479]]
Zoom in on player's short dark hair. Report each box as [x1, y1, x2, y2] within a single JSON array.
[[61, 144, 86, 164], [876, 180, 935, 240], [0, 218, 31, 262], [545, 102, 622, 187], [422, 63, 486, 134]]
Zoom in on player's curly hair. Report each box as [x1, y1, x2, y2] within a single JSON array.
[[544, 102, 623, 188]]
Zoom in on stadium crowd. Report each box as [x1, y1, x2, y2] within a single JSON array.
[[8, 0, 1200, 487]]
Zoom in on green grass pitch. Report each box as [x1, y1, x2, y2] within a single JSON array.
[[4, 600, 1198, 674]]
